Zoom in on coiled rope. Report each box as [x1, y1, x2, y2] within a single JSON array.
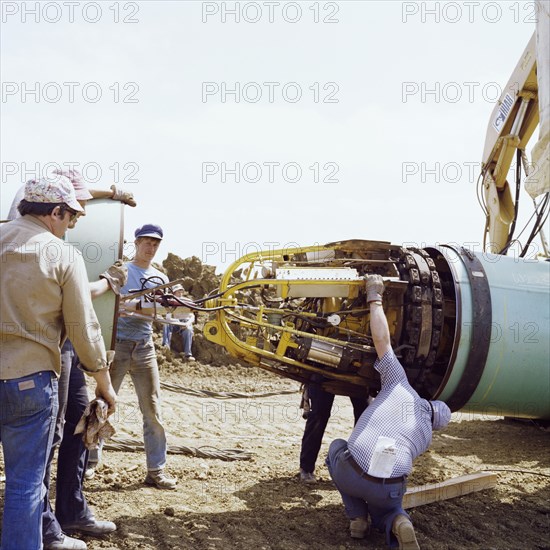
[[104, 436, 253, 461], [160, 381, 299, 399]]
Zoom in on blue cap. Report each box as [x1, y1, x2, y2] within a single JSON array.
[[135, 224, 163, 240], [431, 400, 451, 430]]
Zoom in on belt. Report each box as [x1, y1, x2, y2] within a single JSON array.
[[344, 450, 405, 485], [116, 337, 151, 345]]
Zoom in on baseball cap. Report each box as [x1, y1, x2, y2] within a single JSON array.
[[135, 224, 163, 240], [430, 400, 452, 430], [24, 176, 84, 213], [52, 168, 93, 201]]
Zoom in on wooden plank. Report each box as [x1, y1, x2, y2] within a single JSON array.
[[403, 472, 498, 509]]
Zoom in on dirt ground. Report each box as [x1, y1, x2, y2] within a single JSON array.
[[2, 355, 549, 550]]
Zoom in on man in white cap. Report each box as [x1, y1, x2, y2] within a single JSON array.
[[7, 168, 127, 549], [6, 167, 136, 222], [0, 176, 117, 550], [109, 224, 177, 490], [326, 274, 452, 550]]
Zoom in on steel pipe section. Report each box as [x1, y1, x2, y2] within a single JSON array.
[[422, 247, 550, 419]]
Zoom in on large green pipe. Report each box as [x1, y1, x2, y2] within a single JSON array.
[[428, 246, 550, 419]]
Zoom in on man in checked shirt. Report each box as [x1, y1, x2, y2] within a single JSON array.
[[326, 274, 452, 550]]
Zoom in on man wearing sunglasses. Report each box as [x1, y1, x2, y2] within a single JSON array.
[[6, 168, 130, 549], [0, 176, 117, 550]]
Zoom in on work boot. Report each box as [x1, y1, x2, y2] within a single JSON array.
[[392, 514, 420, 550], [45, 534, 87, 550], [144, 469, 177, 490], [61, 517, 117, 537], [350, 516, 369, 539], [299, 468, 317, 484]]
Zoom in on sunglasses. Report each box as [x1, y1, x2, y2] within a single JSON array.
[[59, 205, 81, 222]]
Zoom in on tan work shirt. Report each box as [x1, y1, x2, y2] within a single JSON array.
[[0, 215, 108, 379]]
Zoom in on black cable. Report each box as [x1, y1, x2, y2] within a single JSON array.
[[500, 150, 523, 254], [520, 193, 550, 258], [139, 275, 166, 290], [163, 293, 232, 312], [193, 284, 262, 304]]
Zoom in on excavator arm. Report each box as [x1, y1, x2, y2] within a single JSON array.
[[481, 32, 539, 253]]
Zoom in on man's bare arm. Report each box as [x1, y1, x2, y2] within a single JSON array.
[[369, 302, 392, 359], [366, 275, 392, 359]]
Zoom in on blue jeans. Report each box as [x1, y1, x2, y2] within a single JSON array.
[[326, 439, 409, 548], [42, 342, 94, 545], [42, 340, 85, 544], [162, 324, 193, 355], [0, 371, 58, 550], [110, 337, 167, 470], [54, 346, 92, 527]]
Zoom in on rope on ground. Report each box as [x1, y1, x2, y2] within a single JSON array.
[[160, 381, 299, 399], [104, 436, 253, 461]]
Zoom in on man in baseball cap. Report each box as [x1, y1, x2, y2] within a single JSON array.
[[107, 223, 177, 490], [6, 167, 136, 222], [134, 223, 163, 240], [430, 399, 452, 431], [24, 175, 85, 211], [16, 176, 84, 239], [326, 274, 452, 550], [0, 176, 117, 550]]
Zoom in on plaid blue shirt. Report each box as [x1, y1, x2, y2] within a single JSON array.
[[348, 350, 433, 477]]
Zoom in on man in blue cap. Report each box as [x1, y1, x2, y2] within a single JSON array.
[[326, 274, 452, 550], [109, 224, 177, 489]]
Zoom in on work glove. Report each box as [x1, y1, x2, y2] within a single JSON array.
[[365, 274, 385, 303], [100, 260, 127, 295], [74, 397, 116, 450], [110, 184, 137, 207]]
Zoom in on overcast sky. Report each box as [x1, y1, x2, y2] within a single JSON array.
[[0, 1, 541, 270]]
